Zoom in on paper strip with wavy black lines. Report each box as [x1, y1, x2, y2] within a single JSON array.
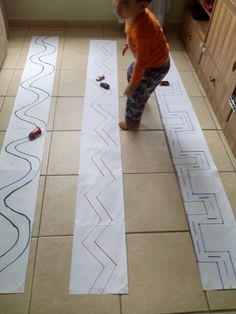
[[70, 40, 128, 294], [155, 57, 236, 290], [0, 36, 58, 293]]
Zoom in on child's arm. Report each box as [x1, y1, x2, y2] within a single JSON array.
[[130, 37, 150, 86], [122, 42, 129, 56], [123, 38, 150, 96]]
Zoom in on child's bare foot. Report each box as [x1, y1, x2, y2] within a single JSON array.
[[119, 121, 140, 130]]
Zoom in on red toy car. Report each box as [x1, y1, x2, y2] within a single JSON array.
[[29, 127, 42, 140]]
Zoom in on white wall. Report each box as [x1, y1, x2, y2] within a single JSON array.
[[3, 0, 184, 22], [4, 0, 115, 21]]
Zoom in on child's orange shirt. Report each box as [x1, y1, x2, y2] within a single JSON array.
[[125, 8, 169, 86]]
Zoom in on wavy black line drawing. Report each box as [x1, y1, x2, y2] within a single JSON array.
[[155, 57, 236, 290], [0, 37, 58, 292], [70, 41, 128, 294]]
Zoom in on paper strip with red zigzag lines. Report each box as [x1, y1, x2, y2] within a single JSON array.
[[70, 40, 128, 294]]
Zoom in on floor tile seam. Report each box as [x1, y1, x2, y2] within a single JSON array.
[[214, 129, 236, 171], [119, 294, 123, 314], [46, 172, 79, 176], [200, 97, 220, 130], [40, 173, 78, 178], [203, 96, 222, 130], [0, 69, 14, 97], [123, 171, 177, 174], [192, 72, 208, 98], [32, 230, 190, 239], [126, 230, 189, 235], [43, 115, 54, 175], [29, 110, 58, 306], [0, 96, 6, 111], [218, 131, 236, 171], [27, 173, 50, 314], [160, 128, 177, 174], [49, 78, 60, 131], [204, 290, 212, 313], [57, 34, 66, 69], [32, 234, 73, 239]]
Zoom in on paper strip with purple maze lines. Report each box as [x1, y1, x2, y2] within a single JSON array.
[[0, 36, 58, 293], [70, 40, 128, 294], [155, 56, 236, 290]]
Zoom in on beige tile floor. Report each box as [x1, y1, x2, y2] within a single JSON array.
[[0, 27, 236, 314]]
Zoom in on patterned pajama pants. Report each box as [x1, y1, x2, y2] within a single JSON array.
[[125, 58, 170, 124]]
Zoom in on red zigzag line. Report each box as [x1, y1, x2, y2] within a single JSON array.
[[81, 43, 120, 293]]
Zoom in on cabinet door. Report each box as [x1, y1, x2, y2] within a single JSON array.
[[217, 14, 236, 90], [0, 1, 7, 68], [206, 0, 232, 62], [198, 49, 231, 123]]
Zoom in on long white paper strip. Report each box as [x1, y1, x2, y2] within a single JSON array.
[[155, 57, 236, 290], [70, 40, 128, 294], [0, 37, 58, 293]]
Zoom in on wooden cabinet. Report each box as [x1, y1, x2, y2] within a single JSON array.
[[180, 0, 209, 70], [198, 0, 236, 127], [181, 0, 236, 157], [225, 112, 236, 157], [0, 0, 7, 68]]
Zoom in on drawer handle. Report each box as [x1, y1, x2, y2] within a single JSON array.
[[228, 96, 236, 112], [233, 62, 236, 72], [209, 76, 216, 83]]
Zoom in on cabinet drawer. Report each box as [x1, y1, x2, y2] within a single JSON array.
[[224, 112, 236, 157], [198, 50, 232, 122]]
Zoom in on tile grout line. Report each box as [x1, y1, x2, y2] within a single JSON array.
[[203, 290, 211, 313], [119, 294, 123, 314], [28, 177, 48, 314], [218, 130, 236, 171], [32, 230, 190, 239], [126, 230, 189, 235]]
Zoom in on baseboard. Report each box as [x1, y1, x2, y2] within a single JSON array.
[[8, 19, 124, 29]]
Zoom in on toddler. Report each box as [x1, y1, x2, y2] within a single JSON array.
[[115, 0, 170, 130]]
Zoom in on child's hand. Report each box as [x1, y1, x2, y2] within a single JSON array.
[[124, 83, 136, 96], [122, 43, 128, 56]]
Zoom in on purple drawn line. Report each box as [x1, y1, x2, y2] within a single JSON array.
[[102, 263, 117, 294], [90, 103, 108, 120], [103, 129, 118, 146], [95, 227, 117, 265], [90, 156, 105, 177], [79, 42, 120, 293], [84, 193, 102, 222], [100, 158, 116, 179], [88, 265, 105, 294], [83, 178, 117, 291], [96, 196, 113, 223], [98, 104, 116, 119], [94, 128, 110, 147]]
